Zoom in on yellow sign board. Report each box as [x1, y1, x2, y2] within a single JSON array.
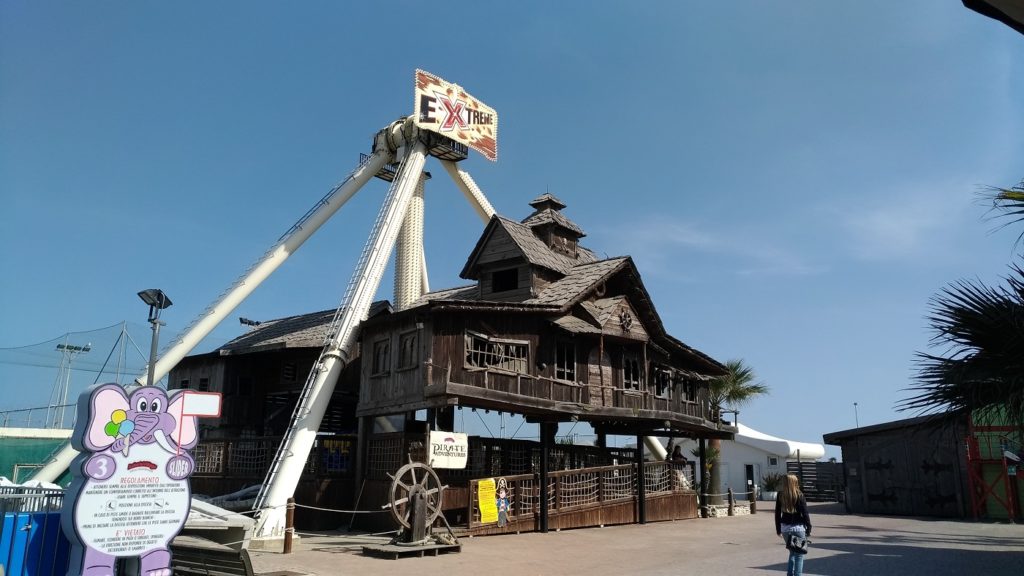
[[414, 69, 498, 161], [477, 478, 498, 524]]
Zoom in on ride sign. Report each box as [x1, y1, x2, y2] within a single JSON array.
[[429, 431, 469, 469], [61, 384, 221, 576], [414, 69, 498, 161]]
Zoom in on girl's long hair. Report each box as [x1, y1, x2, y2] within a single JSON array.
[[778, 473, 803, 513]]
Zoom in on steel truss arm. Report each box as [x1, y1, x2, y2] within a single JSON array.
[[30, 150, 392, 483], [252, 137, 429, 539], [441, 160, 496, 222]]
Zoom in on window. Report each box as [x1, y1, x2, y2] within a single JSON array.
[[179, 379, 190, 390], [371, 338, 391, 376], [555, 341, 575, 381], [654, 368, 671, 398], [622, 355, 641, 389], [398, 331, 418, 369], [282, 362, 297, 382], [768, 456, 779, 467], [681, 378, 697, 402], [465, 331, 529, 374], [491, 268, 519, 292], [198, 377, 209, 392]]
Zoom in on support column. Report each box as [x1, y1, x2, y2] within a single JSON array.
[[636, 434, 646, 524], [394, 173, 426, 310], [539, 422, 555, 533], [699, 438, 707, 518]]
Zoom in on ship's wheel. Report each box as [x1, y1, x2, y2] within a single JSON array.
[[386, 461, 445, 530]]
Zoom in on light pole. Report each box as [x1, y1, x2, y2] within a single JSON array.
[[853, 402, 860, 428], [138, 289, 173, 387], [53, 342, 90, 427]]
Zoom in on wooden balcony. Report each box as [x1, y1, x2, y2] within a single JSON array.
[[423, 362, 720, 434]]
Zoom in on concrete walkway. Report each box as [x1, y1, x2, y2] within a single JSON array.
[[250, 502, 1024, 575]]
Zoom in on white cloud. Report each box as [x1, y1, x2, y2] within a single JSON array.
[[833, 180, 978, 262], [595, 216, 823, 279]]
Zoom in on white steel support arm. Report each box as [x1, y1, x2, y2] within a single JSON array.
[[394, 174, 426, 310], [252, 140, 428, 539], [30, 150, 391, 484], [420, 245, 430, 295], [440, 160, 496, 222]]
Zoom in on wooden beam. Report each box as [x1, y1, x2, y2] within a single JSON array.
[[636, 433, 646, 524]]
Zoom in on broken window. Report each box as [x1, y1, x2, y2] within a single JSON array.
[[622, 355, 641, 389], [654, 368, 671, 398], [555, 341, 575, 382], [372, 338, 391, 376], [465, 331, 529, 374], [681, 378, 698, 402]]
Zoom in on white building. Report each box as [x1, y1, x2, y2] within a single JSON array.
[[671, 423, 825, 498]]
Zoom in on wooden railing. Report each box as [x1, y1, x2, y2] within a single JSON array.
[[466, 461, 696, 529], [427, 361, 711, 421]]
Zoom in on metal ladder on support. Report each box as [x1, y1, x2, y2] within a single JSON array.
[[253, 150, 414, 512]]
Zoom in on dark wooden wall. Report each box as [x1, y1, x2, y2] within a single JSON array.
[[839, 420, 969, 517]]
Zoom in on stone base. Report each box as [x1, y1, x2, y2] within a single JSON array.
[[706, 504, 751, 518], [247, 534, 301, 553]]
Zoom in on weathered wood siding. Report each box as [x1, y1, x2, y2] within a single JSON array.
[[359, 315, 429, 413], [477, 262, 533, 302]]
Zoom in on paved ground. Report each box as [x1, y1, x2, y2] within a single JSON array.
[[250, 502, 1024, 576]]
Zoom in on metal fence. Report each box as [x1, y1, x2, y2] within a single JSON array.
[[0, 487, 69, 576]]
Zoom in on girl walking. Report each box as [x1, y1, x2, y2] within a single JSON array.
[[775, 473, 812, 576]]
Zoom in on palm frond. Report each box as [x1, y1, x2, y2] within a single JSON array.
[[902, 263, 1024, 428], [709, 358, 770, 410], [982, 180, 1024, 249]]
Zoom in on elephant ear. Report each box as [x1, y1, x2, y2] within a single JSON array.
[[167, 390, 199, 449], [75, 383, 129, 453]]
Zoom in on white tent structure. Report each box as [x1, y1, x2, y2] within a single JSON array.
[[672, 422, 825, 499], [734, 423, 825, 461]]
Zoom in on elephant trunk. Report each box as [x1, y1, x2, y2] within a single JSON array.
[[131, 412, 160, 443]]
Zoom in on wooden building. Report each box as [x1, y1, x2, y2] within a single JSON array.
[[173, 194, 734, 532], [825, 412, 1023, 520]]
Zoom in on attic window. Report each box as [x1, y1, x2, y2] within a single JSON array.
[[491, 268, 519, 292], [465, 331, 529, 374]]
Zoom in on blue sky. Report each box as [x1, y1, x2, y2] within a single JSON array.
[[1, 2, 1022, 458]]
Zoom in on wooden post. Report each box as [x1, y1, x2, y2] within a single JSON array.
[[636, 434, 646, 524], [283, 497, 295, 553], [698, 438, 708, 518], [540, 422, 552, 533], [749, 485, 757, 514], [727, 488, 734, 516]]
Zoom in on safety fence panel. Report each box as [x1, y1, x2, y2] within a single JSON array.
[[0, 488, 69, 576]]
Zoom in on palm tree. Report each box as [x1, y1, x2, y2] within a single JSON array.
[[902, 181, 1024, 428], [986, 180, 1024, 247], [705, 359, 769, 504]]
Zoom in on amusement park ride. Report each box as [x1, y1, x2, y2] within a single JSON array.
[[34, 70, 499, 543]]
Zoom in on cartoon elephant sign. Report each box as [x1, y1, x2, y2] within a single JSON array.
[[61, 383, 220, 576]]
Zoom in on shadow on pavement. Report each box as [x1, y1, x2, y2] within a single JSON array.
[[755, 541, 1024, 576]]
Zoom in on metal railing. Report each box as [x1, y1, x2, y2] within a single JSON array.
[[0, 404, 75, 429], [0, 487, 69, 576]]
